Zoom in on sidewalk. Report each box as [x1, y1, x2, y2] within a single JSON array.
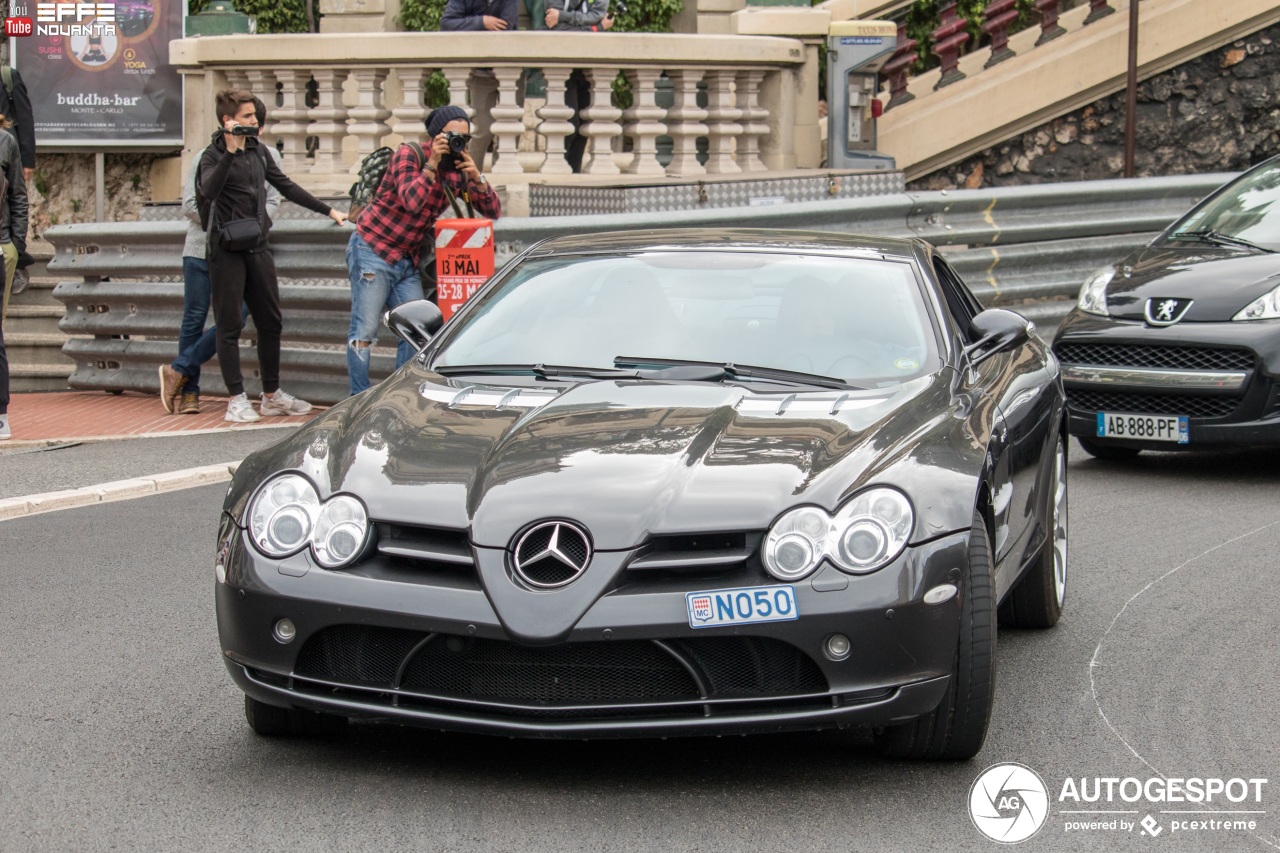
[[2, 391, 322, 448]]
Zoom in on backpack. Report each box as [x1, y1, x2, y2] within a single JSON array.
[[348, 142, 424, 222]]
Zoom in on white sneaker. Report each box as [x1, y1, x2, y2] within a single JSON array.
[[225, 394, 262, 423], [260, 389, 313, 417], [0, 414, 10, 440]]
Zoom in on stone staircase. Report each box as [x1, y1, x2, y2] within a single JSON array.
[[6, 251, 75, 393]]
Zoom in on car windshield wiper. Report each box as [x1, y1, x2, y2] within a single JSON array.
[[1170, 229, 1275, 254], [613, 356, 859, 390], [434, 363, 639, 380]]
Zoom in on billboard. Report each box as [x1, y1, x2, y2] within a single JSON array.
[[9, 1, 184, 147]]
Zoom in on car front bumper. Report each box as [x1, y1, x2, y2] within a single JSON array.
[[215, 523, 969, 739], [1054, 311, 1280, 450]]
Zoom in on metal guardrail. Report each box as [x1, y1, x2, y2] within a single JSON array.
[[47, 172, 1229, 405]]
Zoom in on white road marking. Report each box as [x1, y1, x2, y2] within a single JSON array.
[[1089, 518, 1280, 850], [0, 461, 240, 522]]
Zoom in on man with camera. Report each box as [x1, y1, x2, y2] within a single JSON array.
[[545, 0, 617, 172], [344, 104, 501, 397], [200, 89, 348, 423]]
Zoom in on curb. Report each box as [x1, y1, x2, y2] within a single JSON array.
[[0, 421, 303, 450], [0, 461, 241, 521]]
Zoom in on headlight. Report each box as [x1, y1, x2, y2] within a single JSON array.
[[762, 488, 914, 581], [1233, 282, 1280, 321], [1077, 266, 1115, 316], [247, 473, 370, 568]]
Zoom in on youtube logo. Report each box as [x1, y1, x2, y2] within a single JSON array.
[[4, 16, 32, 35]]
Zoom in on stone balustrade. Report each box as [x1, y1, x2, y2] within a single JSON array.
[[170, 32, 816, 205]]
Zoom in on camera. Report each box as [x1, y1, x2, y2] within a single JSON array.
[[230, 124, 260, 137], [443, 130, 472, 167], [611, 0, 627, 17]]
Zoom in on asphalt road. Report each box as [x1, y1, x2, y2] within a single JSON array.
[[1, 439, 1277, 852]]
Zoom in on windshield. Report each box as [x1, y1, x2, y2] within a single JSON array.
[[1167, 160, 1280, 250], [432, 251, 941, 386]]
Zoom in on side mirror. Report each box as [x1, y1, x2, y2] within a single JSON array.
[[385, 300, 444, 352], [966, 308, 1032, 365]]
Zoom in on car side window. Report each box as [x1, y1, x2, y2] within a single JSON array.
[[933, 257, 982, 340]]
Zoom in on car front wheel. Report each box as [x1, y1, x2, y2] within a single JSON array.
[[999, 435, 1067, 628], [876, 509, 996, 760], [245, 695, 348, 737], [1077, 437, 1141, 461]]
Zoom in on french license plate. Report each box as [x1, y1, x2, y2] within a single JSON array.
[[1096, 411, 1189, 444], [686, 586, 799, 628]]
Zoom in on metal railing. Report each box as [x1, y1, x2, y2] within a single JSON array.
[[47, 172, 1227, 404]]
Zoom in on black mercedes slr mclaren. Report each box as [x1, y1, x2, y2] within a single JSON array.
[[1054, 157, 1280, 459], [216, 229, 1068, 760]]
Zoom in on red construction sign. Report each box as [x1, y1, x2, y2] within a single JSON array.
[[435, 218, 495, 321]]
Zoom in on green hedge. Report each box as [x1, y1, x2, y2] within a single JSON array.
[[189, 0, 319, 33], [399, 0, 680, 33]]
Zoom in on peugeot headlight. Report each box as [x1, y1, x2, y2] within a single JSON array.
[[763, 488, 914, 581], [1077, 266, 1115, 316], [1233, 282, 1280, 321], [247, 473, 370, 568]]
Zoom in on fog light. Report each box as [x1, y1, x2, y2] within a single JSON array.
[[924, 583, 958, 605], [824, 633, 852, 661], [273, 618, 297, 644]]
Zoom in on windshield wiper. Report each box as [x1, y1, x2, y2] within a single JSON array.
[[434, 363, 639, 380], [1170, 229, 1275, 254], [613, 356, 859, 390]]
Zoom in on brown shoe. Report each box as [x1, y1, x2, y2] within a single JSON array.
[[178, 392, 201, 414], [159, 365, 187, 414]]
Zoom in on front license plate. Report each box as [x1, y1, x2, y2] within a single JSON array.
[[1096, 411, 1189, 444], [686, 586, 799, 629]]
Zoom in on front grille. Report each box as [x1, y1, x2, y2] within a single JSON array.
[[402, 638, 700, 703], [293, 627, 828, 708], [1066, 389, 1240, 419], [1055, 342, 1254, 371]]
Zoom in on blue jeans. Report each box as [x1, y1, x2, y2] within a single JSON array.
[[346, 231, 423, 396], [172, 256, 247, 395]]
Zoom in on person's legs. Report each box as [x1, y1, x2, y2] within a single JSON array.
[[346, 232, 397, 396], [386, 258, 425, 369], [210, 245, 249, 397], [242, 249, 283, 396], [0, 297, 9, 439], [0, 241, 15, 321], [174, 256, 211, 393], [565, 70, 590, 173]]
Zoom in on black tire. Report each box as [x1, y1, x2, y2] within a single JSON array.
[[244, 695, 348, 738], [245, 695, 295, 736], [1000, 436, 1067, 629], [1077, 437, 1140, 461], [877, 509, 996, 760]]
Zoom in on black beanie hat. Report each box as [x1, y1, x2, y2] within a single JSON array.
[[425, 105, 469, 137]]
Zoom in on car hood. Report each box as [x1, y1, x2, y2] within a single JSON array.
[[1104, 245, 1280, 322], [233, 364, 981, 552]]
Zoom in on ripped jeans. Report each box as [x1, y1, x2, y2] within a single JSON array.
[[345, 231, 425, 397]]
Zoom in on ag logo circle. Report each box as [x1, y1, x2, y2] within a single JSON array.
[[969, 762, 1050, 844]]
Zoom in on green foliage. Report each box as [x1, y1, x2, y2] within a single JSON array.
[[900, 0, 1036, 73], [70, 198, 81, 213], [32, 169, 48, 196], [608, 0, 682, 34], [398, 0, 447, 31], [189, 0, 319, 33], [129, 173, 142, 189]]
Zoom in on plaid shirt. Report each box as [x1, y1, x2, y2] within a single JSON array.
[[355, 143, 501, 266]]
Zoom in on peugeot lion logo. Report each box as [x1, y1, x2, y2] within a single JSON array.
[[512, 521, 592, 588], [969, 763, 1050, 844], [1145, 297, 1193, 326]]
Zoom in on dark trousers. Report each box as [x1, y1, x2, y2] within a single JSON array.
[[209, 242, 283, 397], [0, 307, 8, 416], [565, 69, 591, 173]]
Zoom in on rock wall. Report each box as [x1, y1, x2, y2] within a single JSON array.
[[28, 152, 161, 249], [908, 24, 1280, 191]]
